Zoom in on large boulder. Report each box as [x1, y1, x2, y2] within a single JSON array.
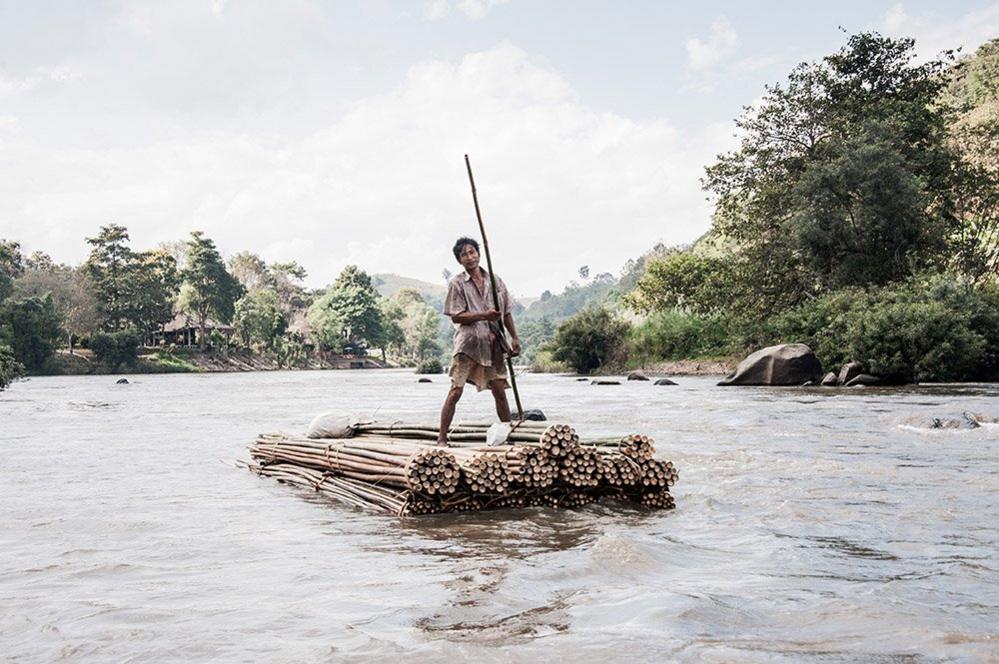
[[838, 361, 864, 386], [718, 344, 823, 386], [845, 373, 880, 387], [820, 372, 838, 386]]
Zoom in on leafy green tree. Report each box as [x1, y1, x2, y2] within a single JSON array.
[[90, 330, 143, 372], [1, 239, 24, 302], [14, 264, 100, 353], [307, 266, 384, 349], [132, 249, 180, 334], [627, 252, 736, 315], [0, 343, 23, 390], [0, 295, 62, 371], [703, 32, 956, 310], [549, 307, 629, 374], [305, 300, 345, 352], [180, 231, 243, 349], [233, 289, 287, 350], [83, 225, 135, 330]]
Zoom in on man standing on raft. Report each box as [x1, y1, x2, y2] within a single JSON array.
[[438, 236, 521, 446]]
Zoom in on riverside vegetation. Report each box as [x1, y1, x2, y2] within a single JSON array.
[[536, 33, 999, 382], [2, 32, 996, 390]]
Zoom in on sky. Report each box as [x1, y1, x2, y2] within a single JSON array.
[[1, 1, 997, 297]]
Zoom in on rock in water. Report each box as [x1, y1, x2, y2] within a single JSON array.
[[116, 378, 129, 384], [512, 409, 546, 421], [627, 371, 650, 381], [845, 374, 880, 387], [417, 377, 432, 383], [838, 361, 864, 386], [591, 380, 621, 386], [718, 343, 823, 386], [820, 372, 838, 386], [654, 378, 677, 386]]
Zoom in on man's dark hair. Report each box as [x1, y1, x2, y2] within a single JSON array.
[[452, 237, 480, 260]]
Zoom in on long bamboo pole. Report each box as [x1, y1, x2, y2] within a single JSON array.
[[464, 154, 524, 419]]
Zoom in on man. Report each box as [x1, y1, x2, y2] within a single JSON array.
[[438, 236, 521, 446]]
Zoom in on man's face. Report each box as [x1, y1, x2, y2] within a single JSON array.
[[458, 243, 480, 272]]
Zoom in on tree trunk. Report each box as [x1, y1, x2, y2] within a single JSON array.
[[199, 308, 207, 350], [68, 332, 74, 356]]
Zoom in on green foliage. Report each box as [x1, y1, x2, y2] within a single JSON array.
[[83, 225, 178, 333], [233, 289, 287, 350], [703, 32, 956, 311], [627, 312, 731, 363], [308, 266, 385, 350], [415, 357, 443, 374], [0, 343, 24, 390], [627, 252, 735, 315], [90, 330, 143, 371], [766, 276, 999, 382], [0, 239, 24, 302], [0, 295, 62, 371], [14, 264, 100, 350], [180, 231, 243, 348], [549, 307, 629, 374], [516, 317, 555, 363], [521, 273, 618, 322]]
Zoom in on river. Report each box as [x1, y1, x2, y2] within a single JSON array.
[[1, 370, 997, 662]]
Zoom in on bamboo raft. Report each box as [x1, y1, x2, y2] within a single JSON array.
[[247, 420, 678, 516]]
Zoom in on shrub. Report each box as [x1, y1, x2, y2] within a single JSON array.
[[0, 295, 62, 371], [0, 343, 24, 390], [90, 330, 143, 371], [415, 358, 443, 374], [767, 275, 999, 382], [549, 307, 630, 374], [627, 311, 731, 363]]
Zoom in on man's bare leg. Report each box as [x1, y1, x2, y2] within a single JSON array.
[[490, 379, 512, 422], [438, 384, 464, 445]]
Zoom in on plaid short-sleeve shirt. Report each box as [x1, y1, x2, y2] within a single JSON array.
[[443, 268, 513, 367]]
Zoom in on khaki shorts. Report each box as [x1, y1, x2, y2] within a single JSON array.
[[449, 350, 509, 392]]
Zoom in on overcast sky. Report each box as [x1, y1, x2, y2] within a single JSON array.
[[1, 1, 997, 296]]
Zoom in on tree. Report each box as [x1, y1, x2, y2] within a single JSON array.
[[307, 266, 385, 349], [90, 330, 143, 372], [549, 307, 629, 374], [13, 265, 100, 353], [306, 301, 345, 352], [180, 231, 243, 349], [0, 295, 62, 371], [233, 289, 287, 350], [578, 265, 590, 280], [703, 32, 956, 310], [627, 252, 735, 315], [0, 343, 23, 391], [83, 225, 135, 330], [0, 239, 24, 302], [131, 249, 179, 334]]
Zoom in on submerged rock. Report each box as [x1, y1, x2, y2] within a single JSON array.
[[116, 378, 129, 384], [512, 409, 546, 421], [653, 378, 678, 386], [838, 362, 865, 386], [627, 371, 650, 381], [591, 380, 621, 386], [845, 374, 880, 387], [417, 377, 432, 383], [718, 343, 823, 386]]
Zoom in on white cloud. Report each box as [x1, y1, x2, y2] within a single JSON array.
[[686, 16, 739, 71], [0, 44, 732, 296], [425, 0, 509, 21], [881, 3, 999, 61], [0, 64, 80, 98]]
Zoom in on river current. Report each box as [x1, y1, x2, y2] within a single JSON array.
[[1, 370, 997, 662]]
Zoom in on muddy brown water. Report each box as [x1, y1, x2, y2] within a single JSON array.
[[1, 370, 997, 662]]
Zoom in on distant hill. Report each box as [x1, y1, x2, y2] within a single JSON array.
[[372, 273, 446, 307]]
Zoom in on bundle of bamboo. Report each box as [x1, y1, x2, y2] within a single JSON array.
[[246, 419, 678, 517]]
